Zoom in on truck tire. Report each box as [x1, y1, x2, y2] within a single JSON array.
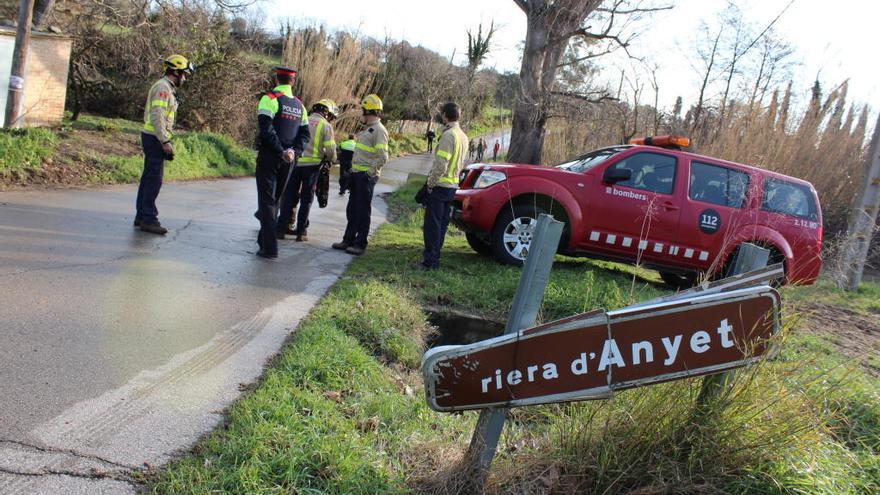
[[491, 205, 548, 266], [465, 232, 493, 256]]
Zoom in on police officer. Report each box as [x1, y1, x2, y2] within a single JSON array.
[[277, 98, 338, 242], [420, 102, 468, 270], [135, 54, 193, 235], [254, 66, 310, 259], [331, 94, 388, 255], [338, 134, 356, 195]]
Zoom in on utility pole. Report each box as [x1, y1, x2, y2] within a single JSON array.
[[840, 112, 880, 290], [4, 0, 36, 129]]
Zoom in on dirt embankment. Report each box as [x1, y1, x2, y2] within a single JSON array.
[[1, 129, 141, 190], [790, 300, 880, 376]]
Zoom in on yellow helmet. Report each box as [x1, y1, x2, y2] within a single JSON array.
[[315, 98, 339, 118], [361, 94, 383, 111], [163, 54, 194, 75]]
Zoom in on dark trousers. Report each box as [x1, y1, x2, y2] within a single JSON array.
[[427, 140, 434, 153], [342, 171, 376, 248], [339, 158, 352, 193], [277, 165, 319, 235], [135, 133, 165, 224], [255, 150, 291, 256], [422, 187, 456, 268]]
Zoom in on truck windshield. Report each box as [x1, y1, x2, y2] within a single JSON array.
[[555, 146, 630, 173]]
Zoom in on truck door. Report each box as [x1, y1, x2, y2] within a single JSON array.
[[678, 160, 754, 270], [587, 151, 684, 262]]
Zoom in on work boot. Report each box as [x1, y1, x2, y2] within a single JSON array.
[[345, 246, 365, 256], [256, 250, 278, 260], [140, 222, 168, 235], [295, 233, 308, 242], [331, 241, 349, 251]]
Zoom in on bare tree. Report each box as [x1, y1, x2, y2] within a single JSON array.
[[507, 0, 670, 164]]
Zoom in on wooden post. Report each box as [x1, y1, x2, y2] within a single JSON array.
[[464, 214, 563, 491], [696, 243, 770, 408], [4, 0, 36, 129], [840, 112, 880, 291]]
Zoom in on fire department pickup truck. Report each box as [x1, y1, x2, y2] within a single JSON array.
[[452, 135, 822, 287]]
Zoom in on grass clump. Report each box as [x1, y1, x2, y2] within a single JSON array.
[[0, 128, 58, 174]]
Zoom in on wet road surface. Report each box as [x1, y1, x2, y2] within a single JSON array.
[[0, 154, 431, 494]]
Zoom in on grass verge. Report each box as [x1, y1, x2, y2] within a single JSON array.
[[151, 179, 879, 494]]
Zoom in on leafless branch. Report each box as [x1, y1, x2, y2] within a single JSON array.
[[551, 90, 617, 104]]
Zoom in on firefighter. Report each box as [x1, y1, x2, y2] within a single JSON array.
[[419, 102, 468, 270], [277, 98, 338, 242], [331, 94, 388, 255], [254, 66, 310, 259], [338, 134, 356, 195], [135, 54, 193, 235]]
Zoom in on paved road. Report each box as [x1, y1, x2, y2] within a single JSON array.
[[0, 153, 432, 494]]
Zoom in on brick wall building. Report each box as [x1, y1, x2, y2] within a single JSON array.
[[0, 27, 72, 127]]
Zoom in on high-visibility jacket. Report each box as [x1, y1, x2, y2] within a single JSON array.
[[298, 114, 337, 166], [142, 77, 178, 143], [427, 121, 469, 189], [340, 139, 356, 152], [256, 84, 310, 156], [351, 119, 389, 178]]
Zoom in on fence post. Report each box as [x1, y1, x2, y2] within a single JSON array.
[[463, 214, 564, 492], [695, 243, 771, 408]]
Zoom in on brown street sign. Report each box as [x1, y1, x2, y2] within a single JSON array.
[[422, 285, 781, 412]]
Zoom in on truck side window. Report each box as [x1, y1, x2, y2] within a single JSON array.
[[761, 178, 818, 220], [689, 161, 750, 208], [606, 152, 676, 194]]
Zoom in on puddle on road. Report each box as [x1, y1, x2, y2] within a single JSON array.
[[426, 310, 505, 347]]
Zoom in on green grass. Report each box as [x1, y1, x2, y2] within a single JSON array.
[[388, 133, 428, 157], [1, 114, 256, 185], [784, 278, 880, 315], [0, 128, 58, 174], [95, 132, 255, 183], [151, 178, 880, 494]]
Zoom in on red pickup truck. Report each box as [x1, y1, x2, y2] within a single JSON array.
[[452, 136, 822, 287]]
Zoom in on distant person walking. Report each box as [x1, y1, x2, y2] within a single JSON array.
[[476, 138, 486, 161], [426, 128, 436, 153], [277, 98, 338, 242], [493, 139, 500, 160], [419, 102, 468, 270], [331, 94, 389, 256], [135, 54, 194, 235], [253, 66, 310, 259], [338, 134, 356, 195], [468, 140, 475, 161]]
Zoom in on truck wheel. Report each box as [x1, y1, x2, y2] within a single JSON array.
[[465, 232, 493, 256], [659, 270, 698, 290], [491, 205, 548, 266]]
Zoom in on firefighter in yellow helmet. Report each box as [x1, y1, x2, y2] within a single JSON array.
[[331, 94, 389, 255], [135, 54, 194, 235], [277, 98, 338, 242]]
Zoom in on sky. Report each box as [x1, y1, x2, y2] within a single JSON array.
[[266, 0, 878, 114]]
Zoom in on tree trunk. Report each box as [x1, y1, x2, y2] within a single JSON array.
[[508, 12, 549, 164]]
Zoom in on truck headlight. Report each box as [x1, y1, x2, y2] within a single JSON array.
[[473, 170, 506, 189]]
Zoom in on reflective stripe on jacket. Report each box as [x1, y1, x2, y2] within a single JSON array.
[[142, 77, 178, 143], [256, 84, 309, 155], [427, 121, 469, 189], [351, 120, 389, 177], [299, 114, 337, 165]]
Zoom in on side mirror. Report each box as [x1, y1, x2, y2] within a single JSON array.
[[604, 167, 632, 184]]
